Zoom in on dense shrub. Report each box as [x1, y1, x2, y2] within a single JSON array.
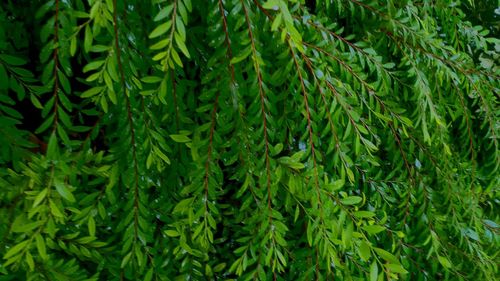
[[0, 0, 498, 280]]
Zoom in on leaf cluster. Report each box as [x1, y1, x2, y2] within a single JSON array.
[[0, 0, 498, 280]]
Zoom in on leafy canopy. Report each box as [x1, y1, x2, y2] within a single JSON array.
[[0, 0, 498, 280]]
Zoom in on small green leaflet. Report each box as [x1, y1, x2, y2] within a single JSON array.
[[165, 230, 180, 237], [385, 263, 408, 274], [49, 200, 64, 217], [3, 240, 29, 260], [46, 132, 58, 158], [35, 234, 47, 260], [121, 252, 132, 268], [154, 4, 174, 22], [358, 241, 371, 261], [88, 216, 96, 237], [0, 54, 26, 66], [144, 268, 154, 281], [149, 21, 172, 39], [340, 196, 362, 205], [150, 38, 170, 50], [363, 225, 386, 235], [370, 261, 378, 281], [54, 181, 76, 202], [326, 179, 344, 191], [262, 0, 279, 10], [374, 247, 399, 264], [354, 211, 375, 218], [83, 60, 105, 73], [170, 134, 190, 143], [438, 255, 452, 268], [33, 189, 48, 207], [174, 32, 190, 58], [230, 47, 252, 65], [141, 76, 163, 83], [271, 13, 282, 31], [81, 87, 103, 98]]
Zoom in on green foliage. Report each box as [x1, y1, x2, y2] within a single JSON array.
[[0, 0, 498, 280]]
